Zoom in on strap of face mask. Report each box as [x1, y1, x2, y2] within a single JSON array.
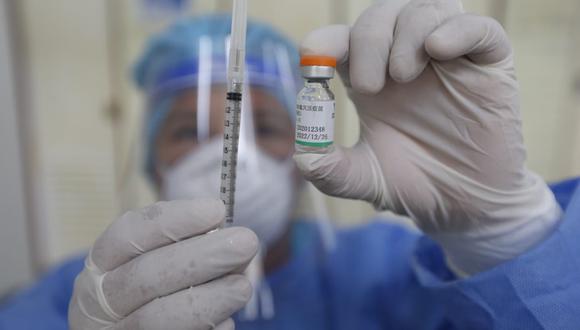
[[307, 182, 337, 252], [239, 246, 275, 320]]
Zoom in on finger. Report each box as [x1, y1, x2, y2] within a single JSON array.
[[103, 227, 258, 317], [349, 0, 408, 94], [389, 0, 463, 83], [293, 142, 386, 208], [113, 275, 250, 330], [300, 24, 350, 83], [425, 14, 512, 64], [91, 199, 225, 271]]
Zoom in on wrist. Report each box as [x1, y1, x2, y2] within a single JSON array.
[[429, 175, 563, 276]]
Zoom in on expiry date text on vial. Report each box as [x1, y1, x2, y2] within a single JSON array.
[[296, 132, 330, 141]]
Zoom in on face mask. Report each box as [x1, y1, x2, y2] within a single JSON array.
[[161, 138, 295, 247]]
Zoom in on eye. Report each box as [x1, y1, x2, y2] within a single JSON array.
[[171, 126, 198, 142], [256, 123, 279, 137]]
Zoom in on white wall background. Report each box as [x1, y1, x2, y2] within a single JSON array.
[[2, 0, 580, 294], [0, 0, 33, 296], [12, 1, 119, 273]]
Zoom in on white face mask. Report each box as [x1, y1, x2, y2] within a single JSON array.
[[161, 138, 296, 247]]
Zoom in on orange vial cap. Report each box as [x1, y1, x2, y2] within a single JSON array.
[[300, 55, 337, 68]]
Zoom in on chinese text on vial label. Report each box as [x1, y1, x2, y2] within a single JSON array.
[[295, 100, 335, 147]]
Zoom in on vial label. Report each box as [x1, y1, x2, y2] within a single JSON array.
[[295, 100, 335, 147]]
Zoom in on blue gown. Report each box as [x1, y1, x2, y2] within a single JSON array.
[[1, 178, 578, 329]]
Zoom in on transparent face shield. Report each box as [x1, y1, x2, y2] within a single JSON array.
[[150, 40, 297, 161]]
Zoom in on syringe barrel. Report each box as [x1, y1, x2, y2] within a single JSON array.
[[220, 91, 242, 227]]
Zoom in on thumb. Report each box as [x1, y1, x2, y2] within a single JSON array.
[[293, 142, 385, 207], [300, 24, 350, 85], [300, 24, 349, 62]]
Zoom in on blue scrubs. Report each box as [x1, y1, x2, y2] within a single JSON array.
[[1, 178, 578, 329]]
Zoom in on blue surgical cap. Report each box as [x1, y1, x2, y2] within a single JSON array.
[[132, 14, 300, 182]]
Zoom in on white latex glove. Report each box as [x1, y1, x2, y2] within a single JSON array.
[[69, 199, 258, 330], [295, 0, 562, 275]]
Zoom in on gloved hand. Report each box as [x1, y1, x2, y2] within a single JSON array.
[[68, 199, 258, 330], [294, 0, 562, 275]]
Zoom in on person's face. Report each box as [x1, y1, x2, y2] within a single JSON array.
[[155, 85, 294, 174]]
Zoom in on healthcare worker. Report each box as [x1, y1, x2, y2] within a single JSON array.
[[1, 1, 580, 329]]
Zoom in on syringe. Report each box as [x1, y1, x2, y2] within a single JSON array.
[[220, 0, 247, 226]]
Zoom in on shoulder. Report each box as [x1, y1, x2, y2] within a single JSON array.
[[293, 218, 421, 252], [313, 219, 424, 277], [335, 219, 421, 251]]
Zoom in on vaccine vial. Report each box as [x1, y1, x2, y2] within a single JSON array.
[[295, 55, 336, 155]]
